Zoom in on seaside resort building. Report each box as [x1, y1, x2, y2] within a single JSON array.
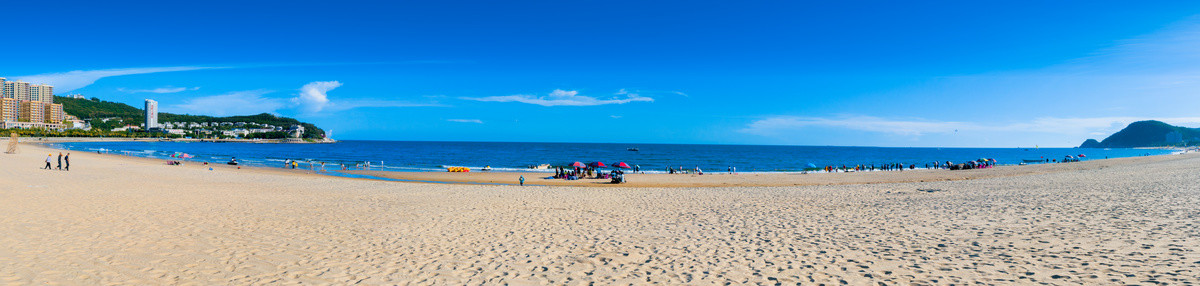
[[0, 77, 66, 129]]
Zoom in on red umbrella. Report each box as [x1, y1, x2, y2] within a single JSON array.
[[612, 162, 631, 169], [1078, 154, 1086, 157], [589, 161, 607, 168], [569, 162, 586, 168]]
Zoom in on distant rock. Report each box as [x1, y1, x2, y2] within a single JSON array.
[[1084, 120, 1200, 148], [1078, 139, 1101, 148]]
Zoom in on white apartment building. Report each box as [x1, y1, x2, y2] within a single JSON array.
[[144, 99, 158, 129], [3, 80, 30, 100], [29, 84, 53, 103]]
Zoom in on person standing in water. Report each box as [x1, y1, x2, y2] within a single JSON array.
[[519, 175, 525, 186]]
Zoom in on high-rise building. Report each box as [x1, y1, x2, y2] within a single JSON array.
[[1, 98, 18, 122], [3, 80, 30, 100], [145, 99, 158, 129], [29, 84, 53, 103], [19, 101, 47, 123], [44, 103, 64, 124], [0, 77, 6, 98]]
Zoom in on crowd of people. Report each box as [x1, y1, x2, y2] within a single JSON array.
[[816, 160, 998, 173], [552, 166, 626, 180]]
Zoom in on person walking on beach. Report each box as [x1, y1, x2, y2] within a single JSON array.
[[56, 153, 63, 170], [43, 154, 52, 170], [64, 153, 70, 171], [519, 175, 525, 186]]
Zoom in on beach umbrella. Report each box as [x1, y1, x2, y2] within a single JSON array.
[[1078, 154, 1086, 157], [807, 163, 818, 168], [612, 162, 631, 169], [588, 161, 607, 168], [569, 162, 586, 168]]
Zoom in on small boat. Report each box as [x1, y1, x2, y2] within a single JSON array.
[[627, 147, 639, 152], [481, 166, 493, 171]]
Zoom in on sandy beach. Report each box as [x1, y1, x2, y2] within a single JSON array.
[[2, 143, 1199, 284]]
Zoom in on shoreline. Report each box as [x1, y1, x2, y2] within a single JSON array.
[[17, 136, 335, 144], [25, 140, 1199, 188], [347, 151, 1198, 187]]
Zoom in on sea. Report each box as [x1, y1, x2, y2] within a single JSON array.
[[43, 140, 1176, 173]]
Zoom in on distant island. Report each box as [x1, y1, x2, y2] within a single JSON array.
[[1080, 120, 1200, 148], [44, 96, 327, 141]]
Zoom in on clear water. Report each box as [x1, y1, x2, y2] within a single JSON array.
[[45, 140, 1174, 173]]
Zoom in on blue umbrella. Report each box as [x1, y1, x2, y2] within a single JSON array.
[[807, 163, 818, 168]]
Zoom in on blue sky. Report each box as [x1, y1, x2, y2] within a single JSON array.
[[5, 1, 1200, 147]]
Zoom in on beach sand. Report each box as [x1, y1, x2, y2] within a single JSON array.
[[2, 143, 1198, 284]]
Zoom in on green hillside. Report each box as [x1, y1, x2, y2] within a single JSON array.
[[1079, 120, 1200, 148], [55, 96, 325, 139]]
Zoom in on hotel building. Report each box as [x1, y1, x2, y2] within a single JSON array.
[[19, 101, 47, 123], [1, 98, 18, 122], [0, 77, 66, 129]]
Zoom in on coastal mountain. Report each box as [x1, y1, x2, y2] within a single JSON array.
[[1079, 120, 1200, 148], [1079, 139, 1101, 148], [55, 96, 325, 139]]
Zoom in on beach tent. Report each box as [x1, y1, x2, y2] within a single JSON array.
[[611, 162, 631, 169], [588, 161, 607, 168]]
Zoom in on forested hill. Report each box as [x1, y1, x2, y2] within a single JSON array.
[[55, 96, 325, 139], [1079, 120, 1200, 148]]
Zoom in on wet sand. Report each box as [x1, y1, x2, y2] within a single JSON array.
[[2, 143, 1198, 284]]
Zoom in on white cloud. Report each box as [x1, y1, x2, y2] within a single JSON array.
[[461, 89, 654, 106], [14, 66, 219, 92], [290, 81, 446, 113], [294, 81, 341, 113], [118, 86, 200, 94], [168, 90, 284, 116], [741, 115, 1200, 137], [447, 119, 483, 124]]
